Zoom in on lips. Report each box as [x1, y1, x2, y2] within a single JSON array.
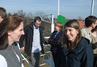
[[67, 35, 71, 39], [18, 35, 21, 39], [67, 36, 72, 41]]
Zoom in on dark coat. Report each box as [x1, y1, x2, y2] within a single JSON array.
[[48, 30, 64, 67], [48, 30, 64, 54], [19, 22, 45, 56], [61, 37, 94, 67]]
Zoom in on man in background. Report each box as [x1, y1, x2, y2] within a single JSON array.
[[19, 16, 47, 67], [81, 16, 97, 43]]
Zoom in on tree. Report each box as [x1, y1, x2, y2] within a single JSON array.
[[77, 16, 83, 21], [34, 11, 47, 19], [17, 10, 26, 18], [7, 13, 12, 16]]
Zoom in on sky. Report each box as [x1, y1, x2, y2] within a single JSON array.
[[0, 0, 97, 19]]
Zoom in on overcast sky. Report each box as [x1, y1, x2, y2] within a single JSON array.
[[0, 0, 97, 19]]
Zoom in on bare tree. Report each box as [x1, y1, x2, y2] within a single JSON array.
[[77, 16, 83, 21], [27, 13, 34, 18], [17, 10, 26, 18], [34, 11, 48, 19]]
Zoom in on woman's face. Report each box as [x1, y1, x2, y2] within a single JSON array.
[[64, 27, 79, 42], [55, 25, 60, 31], [8, 22, 24, 43]]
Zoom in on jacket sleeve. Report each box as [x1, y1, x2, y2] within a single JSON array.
[[48, 40, 61, 46], [40, 27, 48, 44], [19, 26, 28, 48], [19, 35, 25, 48], [81, 45, 93, 67], [48, 32, 63, 47], [48, 32, 55, 45]]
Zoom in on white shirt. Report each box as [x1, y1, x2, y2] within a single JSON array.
[[32, 25, 41, 53], [0, 55, 7, 67], [81, 27, 92, 43], [0, 54, 24, 67]]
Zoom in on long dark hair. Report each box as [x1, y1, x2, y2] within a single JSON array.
[[63, 19, 82, 50], [0, 16, 23, 50]]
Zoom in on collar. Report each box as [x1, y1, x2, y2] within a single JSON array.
[[85, 27, 92, 35], [69, 37, 90, 54], [56, 31, 60, 34], [33, 24, 39, 29]]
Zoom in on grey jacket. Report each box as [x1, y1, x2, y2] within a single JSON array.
[[0, 43, 22, 67]]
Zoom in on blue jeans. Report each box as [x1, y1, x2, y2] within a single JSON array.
[[30, 52, 40, 67]]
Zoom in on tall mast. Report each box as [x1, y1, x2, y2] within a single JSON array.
[[91, 0, 94, 15], [58, 0, 60, 15]]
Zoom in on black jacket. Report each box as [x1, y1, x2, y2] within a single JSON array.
[[61, 37, 93, 67], [48, 30, 64, 53], [19, 22, 45, 56], [48, 30, 64, 67]]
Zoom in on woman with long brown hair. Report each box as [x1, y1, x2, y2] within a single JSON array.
[[0, 16, 24, 67], [62, 19, 93, 67]]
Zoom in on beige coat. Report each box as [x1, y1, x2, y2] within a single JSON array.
[[91, 34, 97, 54]]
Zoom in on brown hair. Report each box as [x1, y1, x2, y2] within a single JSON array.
[[0, 16, 23, 50], [0, 7, 6, 19], [63, 19, 82, 50]]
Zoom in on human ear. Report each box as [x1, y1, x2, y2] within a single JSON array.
[[7, 31, 12, 36]]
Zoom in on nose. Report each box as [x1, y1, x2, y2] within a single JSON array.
[[65, 30, 69, 35], [22, 30, 25, 35]]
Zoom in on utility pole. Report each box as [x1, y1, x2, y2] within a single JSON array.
[[50, 14, 54, 33], [58, 0, 60, 15], [91, 0, 94, 15]]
